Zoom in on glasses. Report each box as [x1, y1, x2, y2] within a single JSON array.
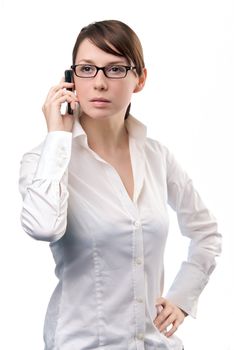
[[71, 64, 136, 79]]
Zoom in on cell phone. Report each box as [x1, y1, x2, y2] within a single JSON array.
[[64, 69, 73, 115]]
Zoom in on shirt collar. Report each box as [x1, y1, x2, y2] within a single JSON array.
[[72, 116, 87, 139], [72, 114, 147, 147], [125, 114, 147, 146]]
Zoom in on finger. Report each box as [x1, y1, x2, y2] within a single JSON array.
[[156, 297, 167, 307], [59, 94, 76, 104], [43, 94, 66, 113], [158, 313, 176, 332], [46, 95, 74, 113], [50, 88, 77, 103], [48, 88, 65, 103], [70, 101, 79, 111], [43, 90, 67, 112], [165, 320, 180, 337], [47, 82, 75, 100], [45, 91, 77, 114], [154, 306, 172, 327]]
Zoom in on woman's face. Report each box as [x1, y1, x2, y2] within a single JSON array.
[[73, 38, 145, 121]]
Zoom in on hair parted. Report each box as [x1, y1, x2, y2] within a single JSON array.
[[72, 20, 145, 75]]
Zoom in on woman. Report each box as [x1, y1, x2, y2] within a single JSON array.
[[19, 20, 222, 350]]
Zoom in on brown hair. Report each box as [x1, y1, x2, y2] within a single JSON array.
[[72, 20, 145, 119]]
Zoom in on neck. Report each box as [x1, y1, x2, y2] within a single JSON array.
[[79, 113, 129, 154]]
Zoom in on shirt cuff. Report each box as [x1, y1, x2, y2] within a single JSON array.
[[34, 131, 72, 180], [165, 261, 209, 318]]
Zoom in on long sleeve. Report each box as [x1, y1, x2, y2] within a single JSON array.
[[165, 148, 222, 318], [19, 131, 72, 242]]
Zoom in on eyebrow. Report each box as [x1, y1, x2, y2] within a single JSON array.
[[77, 59, 128, 65]]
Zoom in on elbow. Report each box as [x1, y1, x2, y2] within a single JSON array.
[[212, 231, 222, 257], [20, 210, 67, 242], [188, 231, 222, 276], [202, 229, 222, 258]]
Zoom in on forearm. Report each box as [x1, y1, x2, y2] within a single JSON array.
[[19, 131, 72, 242], [166, 149, 222, 317]]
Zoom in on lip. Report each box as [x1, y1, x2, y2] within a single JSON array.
[[90, 97, 111, 102], [89, 97, 111, 108]]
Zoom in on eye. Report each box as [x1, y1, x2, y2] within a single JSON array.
[[79, 65, 95, 73], [107, 65, 125, 73]]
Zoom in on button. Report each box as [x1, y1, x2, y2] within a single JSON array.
[[58, 147, 66, 156], [136, 257, 142, 265], [136, 333, 144, 340], [134, 220, 141, 228], [136, 297, 144, 303], [58, 162, 64, 168]]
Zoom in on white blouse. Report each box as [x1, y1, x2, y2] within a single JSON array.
[[19, 115, 222, 350]]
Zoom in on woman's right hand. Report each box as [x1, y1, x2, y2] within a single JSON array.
[[42, 78, 79, 133]]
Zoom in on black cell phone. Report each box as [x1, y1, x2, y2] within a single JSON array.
[[64, 69, 73, 115]]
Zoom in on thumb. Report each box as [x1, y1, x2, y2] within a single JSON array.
[[155, 297, 165, 306]]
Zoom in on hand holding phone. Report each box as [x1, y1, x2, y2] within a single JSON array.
[[42, 72, 77, 132], [64, 69, 74, 115]]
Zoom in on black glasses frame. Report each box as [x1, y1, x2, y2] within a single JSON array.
[[70, 64, 136, 79]]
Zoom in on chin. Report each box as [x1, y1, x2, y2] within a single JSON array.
[[81, 110, 114, 120]]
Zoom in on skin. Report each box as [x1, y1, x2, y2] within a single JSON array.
[[73, 39, 146, 153], [154, 297, 187, 337], [42, 37, 187, 337]]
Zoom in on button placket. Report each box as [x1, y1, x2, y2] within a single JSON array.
[[135, 257, 142, 265], [132, 219, 145, 349], [134, 220, 141, 228], [136, 333, 144, 341]]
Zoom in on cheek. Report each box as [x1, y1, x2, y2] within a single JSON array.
[[74, 81, 88, 100], [74, 81, 136, 104], [115, 84, 135, 104]]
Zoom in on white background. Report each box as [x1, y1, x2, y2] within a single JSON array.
[[0, 0, 233, 349]]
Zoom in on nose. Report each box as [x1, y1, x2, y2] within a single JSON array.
[[93, 69, 108, 90]]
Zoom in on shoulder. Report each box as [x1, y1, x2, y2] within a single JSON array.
[[144, 137, 185, 182], [144, 137, 170, 160]]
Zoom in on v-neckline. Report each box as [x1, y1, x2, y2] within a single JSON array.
[[83, 136, 145, 207]]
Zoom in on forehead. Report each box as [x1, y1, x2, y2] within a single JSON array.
[[75, 38, 127, 64]]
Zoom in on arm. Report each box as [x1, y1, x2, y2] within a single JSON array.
[[154, 146, 222, 337], [19, 77, 78, 242], [19, 131, 72, 242], [165, 148, 222, 317]]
